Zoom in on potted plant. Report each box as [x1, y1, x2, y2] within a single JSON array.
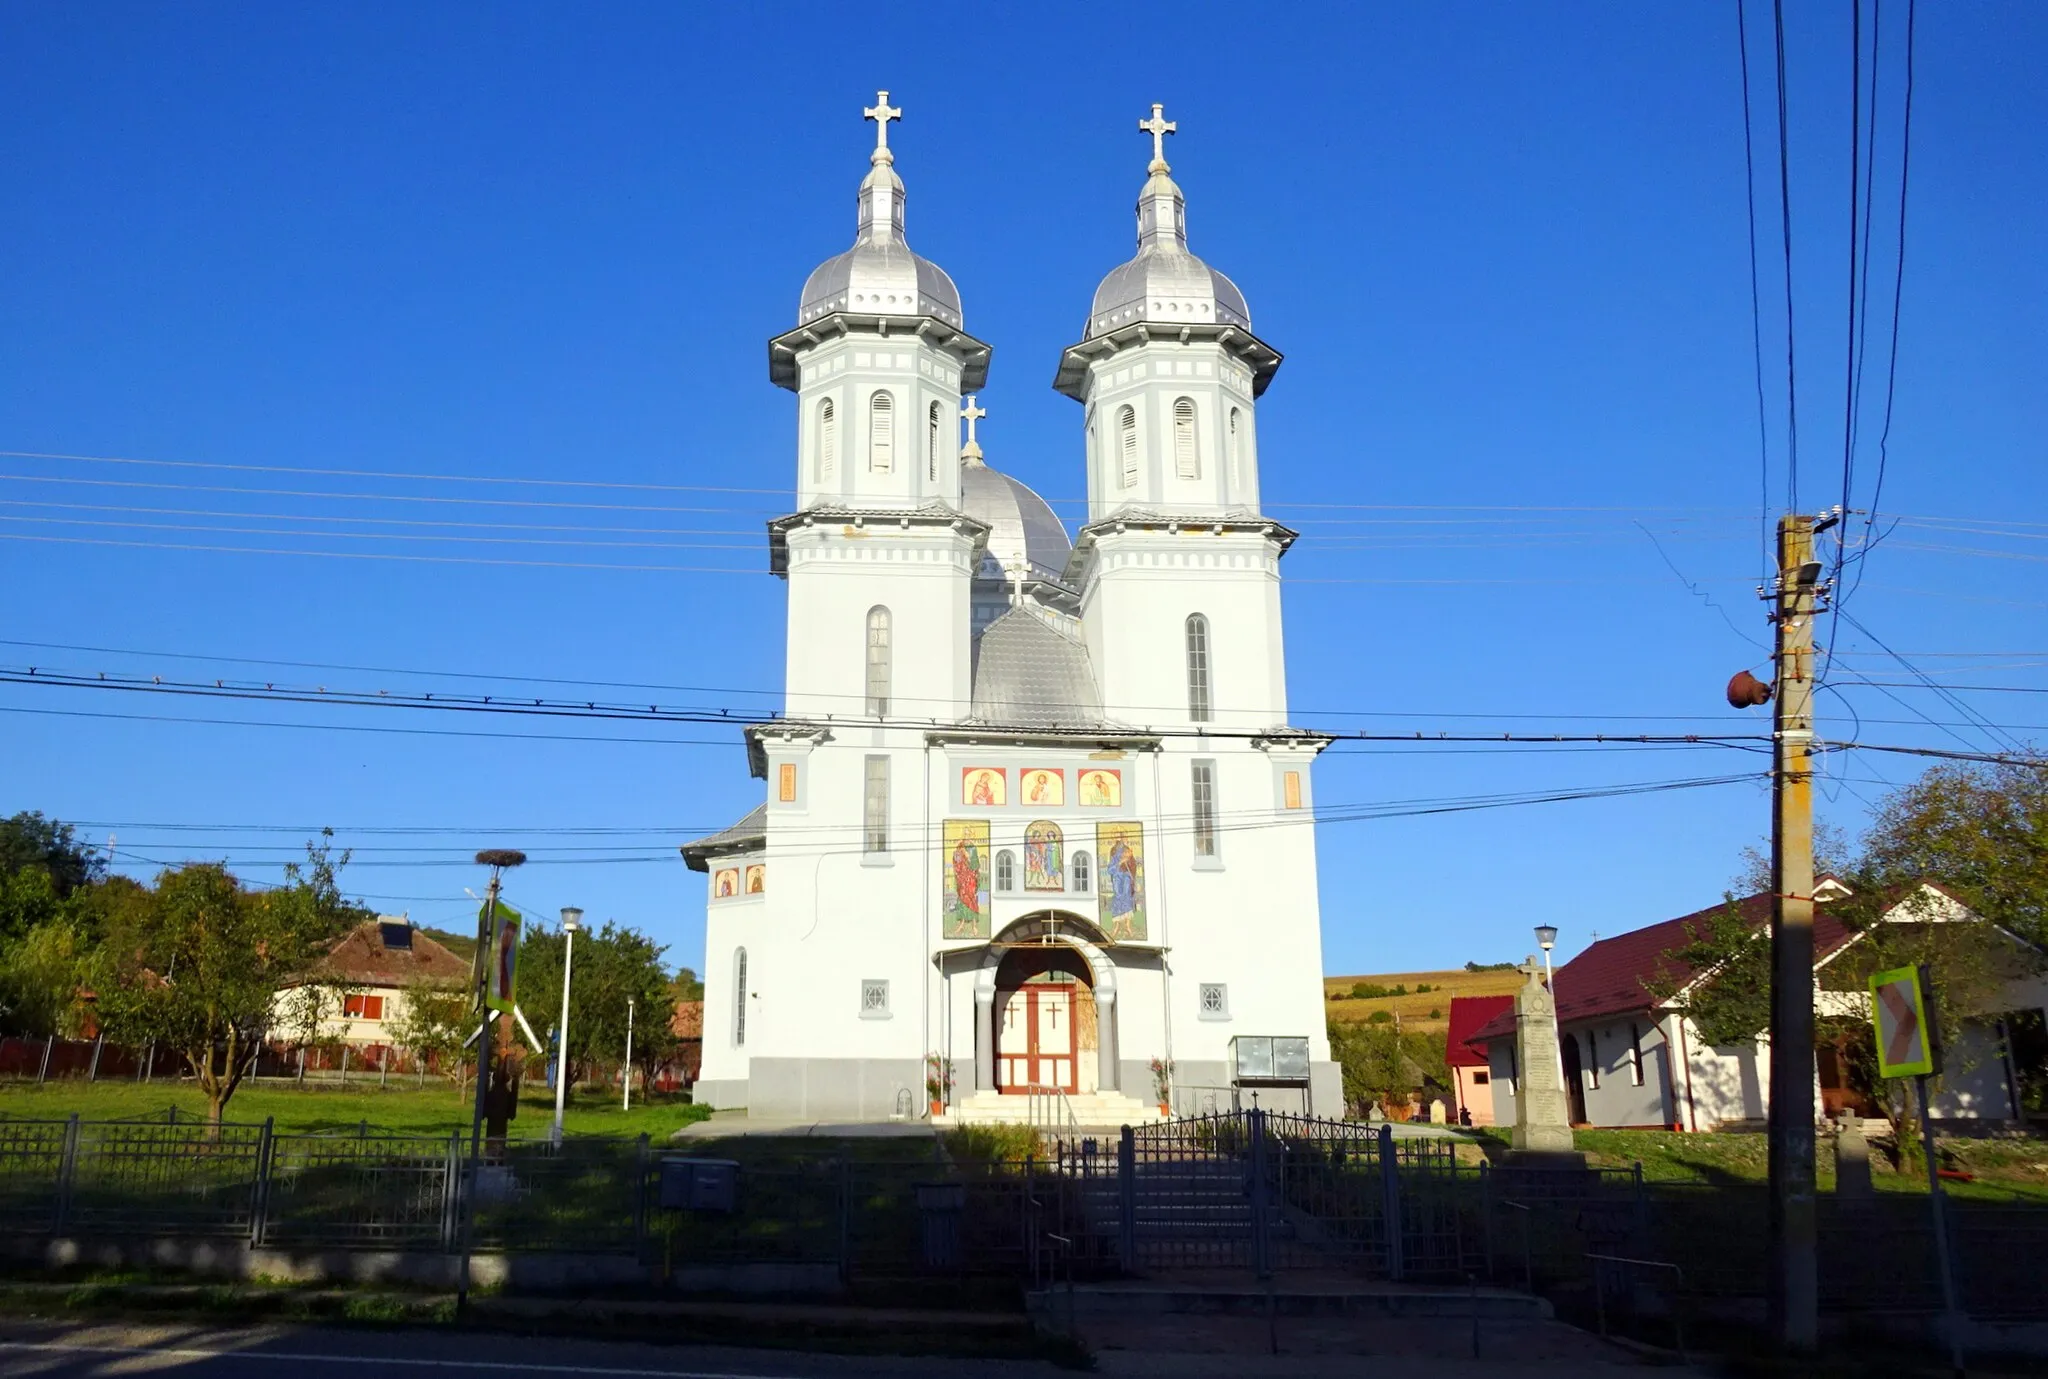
[[925, 1052, 954, 1117], [1149, 1056, 1175, 1116]]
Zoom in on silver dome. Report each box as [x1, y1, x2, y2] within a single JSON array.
[[1085, 169, 1251, 339], [958, 457, 1071, 582], [796, 150, 964, 330]]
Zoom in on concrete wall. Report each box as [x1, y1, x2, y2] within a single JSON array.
[[745, 1057, 924, 1120]]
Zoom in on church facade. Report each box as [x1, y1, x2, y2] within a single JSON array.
[[683, 96, 1338, 1123]]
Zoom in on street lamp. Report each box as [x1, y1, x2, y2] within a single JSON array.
[[551, 907, 582, 1146], [623, 996, 636, 1112], [1534, 925, 1559, 985]]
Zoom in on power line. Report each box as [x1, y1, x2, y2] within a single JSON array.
[[1737, 0, 1775, 586], [1772, 0, 1802, 509]]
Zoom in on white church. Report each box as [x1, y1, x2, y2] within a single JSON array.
[[682, 96, 1338, 1123]]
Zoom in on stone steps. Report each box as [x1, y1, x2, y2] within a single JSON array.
[[936, 1090, 1167, 1128]]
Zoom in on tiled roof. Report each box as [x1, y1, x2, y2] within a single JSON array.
[[679, 804, 767, 873], [968, 609, 1106, 729], [1445, 996, 1514, 1066], [1467, 889, 1860, 1045], [310, 919, 469, 988]]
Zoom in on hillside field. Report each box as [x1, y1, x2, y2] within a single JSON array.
[[1323, 967, 1524, 1032]]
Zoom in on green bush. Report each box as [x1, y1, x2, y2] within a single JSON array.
[[1366, 1010, 1394, 1025]]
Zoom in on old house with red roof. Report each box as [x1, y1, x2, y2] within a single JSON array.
[[271, 917, 471, 1054], [1465, 882, 2048, 1132], [1445, 995, 1512, 1126]]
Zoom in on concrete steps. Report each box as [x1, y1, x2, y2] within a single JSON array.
[[935, 1089, 1167, 1128]]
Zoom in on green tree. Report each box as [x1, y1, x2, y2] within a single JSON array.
[[518, 918, 678, 1088], [0, 811, 105, 901], [88, 837, 367, 1126], [1855, 760, 2047, 949], [390, 978, 475, 1090]]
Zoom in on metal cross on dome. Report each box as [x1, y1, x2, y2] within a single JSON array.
[[960, 396, 986, 446], [1138, 102, 1176, 169], [864, 91, 903, 154]]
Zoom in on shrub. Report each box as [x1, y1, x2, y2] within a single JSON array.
[[942, 1123, 1041, 1161], [1429, 1008, 1442, 1020], [1367, 1010, 1394, 1025]]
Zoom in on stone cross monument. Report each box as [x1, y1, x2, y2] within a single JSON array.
[[1511, 954, 1576, 1153]]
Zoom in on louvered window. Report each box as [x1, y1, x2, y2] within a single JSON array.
[[1228, 408, 1243, 485], [1118, 405, 1138, 488], [927, 401, 942, 481], [865, 606, 890, 717], [732, 948, 748, 1047], [869, 391, 893, 473], [817, 399, 837, 479], [1185, 613, 1213, 722], [1173, 397, 1199, 479]]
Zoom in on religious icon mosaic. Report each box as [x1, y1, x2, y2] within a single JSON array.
[[1020, 768, 1064, 807], [1077, 768, 1122, 808], [745, 863, 765, 894], [1094, 820, 1146, 941], [714, 868, 739, 899], [1024, 820, 1065, 892], [961, 767, 1006, 807], [942, 819, 992, 939]]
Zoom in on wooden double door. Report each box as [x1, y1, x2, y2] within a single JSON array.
[[996, 982, 1078, 1094]]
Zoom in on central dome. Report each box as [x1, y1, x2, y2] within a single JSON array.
[[959, 458, 1071, 582]]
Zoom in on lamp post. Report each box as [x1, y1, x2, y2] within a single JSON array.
[[1534, 925, 1559, 986], [551, 907, 582, 1147], [623, 996, 635, 1112]]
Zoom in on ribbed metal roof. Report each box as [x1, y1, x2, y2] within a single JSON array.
[[959, 459, 1071, 582], [969, 610, 1105, 728]]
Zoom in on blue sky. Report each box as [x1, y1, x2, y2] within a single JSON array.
[[3, 3, 2042, 980]]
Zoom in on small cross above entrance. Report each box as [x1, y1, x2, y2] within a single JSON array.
[[864, 91, 902, 156], [1138, 102, 1177, 171]]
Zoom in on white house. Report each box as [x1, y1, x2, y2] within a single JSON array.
[[272, 917, 470, 1050], [680, 98, 1338, 1124], [1468, 882, 2048, 1131]]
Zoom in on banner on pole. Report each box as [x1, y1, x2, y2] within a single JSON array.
[[1869, 964, 1941, 1079], [485, 900, 523, 1014]]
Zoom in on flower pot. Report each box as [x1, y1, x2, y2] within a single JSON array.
[[1158, 1102, 1171, 1116], [929, 1099, 944, 1117]]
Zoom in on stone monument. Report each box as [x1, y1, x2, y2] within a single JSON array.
[[1833, 1108, 1873, 1205], [1510, 954, 1578, 1156]]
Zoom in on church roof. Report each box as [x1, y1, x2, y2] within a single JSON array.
[[796, 94, 964, 331], [969, 609, 1105, 729], [678, 804, 767, 873], [959, 457, 1071, 582]]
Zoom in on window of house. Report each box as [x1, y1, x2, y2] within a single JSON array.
[[1185, 614, 1212, 722], [1117, 405, 1138, 488], [865, 606, 890, 716], [1172, 397, 1199, 479], [863, 756, 889, 853], [732, 948, 748, 1047], [860, 979, 890, 1019], [817, 398, 837, 479], [1071, 850, 1092, 893], [994, 849, 1016, 892], [868, 391, 893, 472], [1629, 1023, 1645, 1087], [1473, 1070, 1490, 1085], [1227, 407, 1243, 485], [927, 401, 942, 481], [343, 994, 385, 1021], [1191, 759, 1218, 859], [1198, 983, 1229, 1019]]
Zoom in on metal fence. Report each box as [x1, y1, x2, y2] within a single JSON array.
[[5, 1106, 2048, 1325]]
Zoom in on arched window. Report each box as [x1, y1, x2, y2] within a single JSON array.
[[817, 398, 837, 480], [1118, 405, 1139, 489], [994, 850, 1016, 893], [1227, 408, 1243, 486], [865, 606, 890, 717], [1173, 397, 1199, 479], [927, 401, 942, 482], [732, 948, 748, 1047], [1185, 613, 1213, 721], [1071, 850, 1092, 894], [869, 391, 894, 473]]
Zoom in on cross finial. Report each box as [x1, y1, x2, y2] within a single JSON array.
[[1008, 562, 1026, 608], [864, 90, 903, 161], [960, 395, 986, 446], [1138, 102, 1177, 172]]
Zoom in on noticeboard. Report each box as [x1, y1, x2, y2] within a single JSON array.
[[1230, 1035, 1312, 1084], [1869, 964, 1942, 1080]]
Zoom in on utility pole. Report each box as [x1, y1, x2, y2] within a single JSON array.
[[1765, 510, 1832, 1352], [458, 848, 524, 1316]]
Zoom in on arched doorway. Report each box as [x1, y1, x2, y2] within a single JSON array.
[[993, 944, 1096, 1095], [973, 913, 1121, 1096], [1560, 1030, 1588, 1126]]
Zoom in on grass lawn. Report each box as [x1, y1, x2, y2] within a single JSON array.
[[0, 1078, 711, 1139], [1474, 1125, 2048, 1202]]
